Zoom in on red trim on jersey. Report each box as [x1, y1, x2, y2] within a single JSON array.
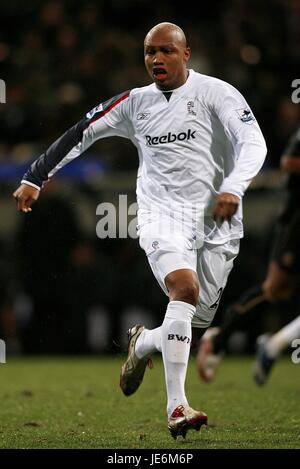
[[89, 92, 130, 126]]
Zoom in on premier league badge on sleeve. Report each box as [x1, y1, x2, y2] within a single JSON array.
[[236, 108, 255, 124], [86, 103, 103, 119]]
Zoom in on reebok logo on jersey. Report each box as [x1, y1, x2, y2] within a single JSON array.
[[168, 334, 191, 344], [137, 112, 151, 120], [146, 129, 196, 146]]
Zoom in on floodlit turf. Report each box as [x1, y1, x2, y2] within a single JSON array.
[[0, 354, 299, 449]]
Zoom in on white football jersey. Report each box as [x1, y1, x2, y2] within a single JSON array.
[[22, 69, 267, 243], [95, 70, 266, 243]]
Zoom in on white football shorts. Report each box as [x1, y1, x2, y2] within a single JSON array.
[[139, 223, 240, 329]]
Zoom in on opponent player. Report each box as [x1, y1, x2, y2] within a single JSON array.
[[197, 126, 300, 385], [13, 23, 267, 438]]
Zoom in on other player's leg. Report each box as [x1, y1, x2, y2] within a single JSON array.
[[253, 314, 300, 385], [196, 284, 268, 381]]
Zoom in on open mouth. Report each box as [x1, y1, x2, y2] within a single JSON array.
[[153, 68, 167, 80]]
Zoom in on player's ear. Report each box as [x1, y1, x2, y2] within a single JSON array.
[[184, 46, 191, 63]]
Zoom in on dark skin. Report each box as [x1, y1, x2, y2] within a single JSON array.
[[13, 23, 239, 324], [144, 22, 191, 91]]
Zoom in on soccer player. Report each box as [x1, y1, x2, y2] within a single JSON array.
[[197, 126, 300, 385], [13, 22, 267, 438]]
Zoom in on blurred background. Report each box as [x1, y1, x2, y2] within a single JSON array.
[[0, 0, 299, 355]]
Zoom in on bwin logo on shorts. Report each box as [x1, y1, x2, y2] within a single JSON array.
[[146, 129, 196, 146]]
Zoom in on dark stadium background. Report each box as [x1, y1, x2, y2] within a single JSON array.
[[0, 0, 299, 355]]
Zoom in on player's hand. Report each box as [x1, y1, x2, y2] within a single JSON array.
[[13, 184, 40, 213], [213, 192, 240, 223]]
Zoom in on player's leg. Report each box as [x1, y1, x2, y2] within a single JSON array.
[[120, 245, 195, 397], [209, 254, 299, 357], [195, 239, 240, 381], [262, 211, 300, 303], [135, 267, 199, 360], [262, 261, 298, 302], [120, 322, 157, 397], [195, 284, 268, 380], [253, 314, 300, 385], [253, 213, 300, 384], [163, 268, 199, 415], [163, 267, 207, 439], [252, 264, 299, 385], [144, 251, 208, 433], [266, 314, 300, 356], [120, 229, 207, 437]]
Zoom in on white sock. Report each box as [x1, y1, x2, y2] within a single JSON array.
[[267, 315, 300, 358], [135, 327, 162, 358], [161, 300, 195, 418]]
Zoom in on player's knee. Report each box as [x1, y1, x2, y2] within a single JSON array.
[[171, 281, 199, 306], [165, 270, 200, 306]]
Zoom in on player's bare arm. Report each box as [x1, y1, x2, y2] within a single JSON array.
[[213, 192, 240, 222], [13, 184, 40, 213]]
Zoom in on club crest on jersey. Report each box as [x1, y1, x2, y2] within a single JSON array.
[[147, 241, 160, 257], [187, 100, 196, 115], [236, 108, 255, 124], [86, 104, 103, 119], [137, 111, 151, 120]]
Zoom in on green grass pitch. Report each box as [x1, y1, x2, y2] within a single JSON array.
[[0, 354, 299, 449]]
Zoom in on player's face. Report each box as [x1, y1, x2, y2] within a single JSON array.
[[144, 29, 191, 91]]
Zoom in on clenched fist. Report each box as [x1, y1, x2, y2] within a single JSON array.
[[13, 184, 40, 213], [213, 192, 240, 223]]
